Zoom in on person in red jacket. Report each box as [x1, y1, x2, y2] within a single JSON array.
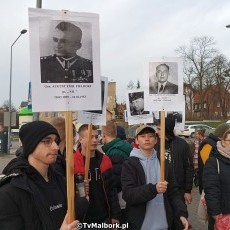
[[73, 124, 121, 228]]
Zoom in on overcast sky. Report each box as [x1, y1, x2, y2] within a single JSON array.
[[1, 0, 230, 108]]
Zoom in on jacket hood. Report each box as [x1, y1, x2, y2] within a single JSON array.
[[165, 117, 175, 140], [102, 138, 131, 158], [207, 133, 220, 143], [2, 156, 32, 175], [199, 133, 219, 151], [130, 148, 157, 160]]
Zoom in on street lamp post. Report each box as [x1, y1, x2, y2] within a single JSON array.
[[8, 29, 27, 154]]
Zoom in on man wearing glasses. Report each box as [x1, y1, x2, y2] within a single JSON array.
[[0, 121, 87, 229], [149, 63, 178, 94], [40, 21, 93, 83]]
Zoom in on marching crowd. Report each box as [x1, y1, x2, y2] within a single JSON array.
[[0, 118, 230, 230]]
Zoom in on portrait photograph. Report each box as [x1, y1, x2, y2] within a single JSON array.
[[40, 20, 93, 84], [128, 91, 150, 116], [149, 62, 178, 95], [126, 90, 153, 125]]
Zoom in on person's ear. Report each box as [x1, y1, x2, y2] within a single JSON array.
[[79, 136, 84, 145]]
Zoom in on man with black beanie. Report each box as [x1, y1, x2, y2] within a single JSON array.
[[155, 117, 194, 229], [0, 121, 86, 230]]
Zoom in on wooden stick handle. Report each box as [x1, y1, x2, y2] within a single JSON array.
[[160, 111, 165, 182], [84, 123, 92, 180], [65, 111, 75, 223]]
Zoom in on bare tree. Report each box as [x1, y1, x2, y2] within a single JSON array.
[[1, 100, 16, 112], [176, 36, 217, 119], [208, 54, 230, 118]]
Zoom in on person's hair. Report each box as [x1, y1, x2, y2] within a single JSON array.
[[222, 128, 230, 140], [156, 63, 169, 71], [51, 117, 76, 138], [78, 124, 97, 137], [50, 117, 65, 140], [196, 129, 205, 137], [56, 21, 82, 42], [102, 121, 117, 138]]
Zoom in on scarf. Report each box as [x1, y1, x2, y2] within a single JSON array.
[[217, 141, 230, 159]]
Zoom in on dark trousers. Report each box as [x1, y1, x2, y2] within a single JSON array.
[[208, 216, 214, 230]]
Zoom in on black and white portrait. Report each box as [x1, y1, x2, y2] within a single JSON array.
[[129, 91, 150, 116], [149, 62, 178, 94], [40, 20, 93, 84]]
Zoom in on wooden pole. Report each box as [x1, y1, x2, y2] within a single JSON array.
[[160, 111, 165, 182], [65, 111, 75, 223], [84, 123, 92, 180]]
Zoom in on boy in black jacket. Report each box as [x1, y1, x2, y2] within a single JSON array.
[[121, 125, 189, 230]]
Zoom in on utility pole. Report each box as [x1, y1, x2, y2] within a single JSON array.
[[36, 0, 42, 8]]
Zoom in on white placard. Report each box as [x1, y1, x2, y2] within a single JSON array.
[[29, 8, 101, 112], [78, 77, 108, 125], [144, 57, 184, 111], [126, 90, 153, 125]]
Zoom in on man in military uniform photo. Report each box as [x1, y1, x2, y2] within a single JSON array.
[[40, 21, 93, 83], [129, 92, 149, 116]]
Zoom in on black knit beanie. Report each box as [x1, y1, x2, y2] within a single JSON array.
[[116, 126, 126, 140], [19, 121, 60, 158]]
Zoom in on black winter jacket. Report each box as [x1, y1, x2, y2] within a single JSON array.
[[198, 133, 218, 193], [121, 156, 188, 230], [155, 136, 194, 194], [203, 150, 230, 221], [0, 157, 88, 230]]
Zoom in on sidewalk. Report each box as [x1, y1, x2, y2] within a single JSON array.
[[0, 153, 15, 174], [187, 186, 208, 230]]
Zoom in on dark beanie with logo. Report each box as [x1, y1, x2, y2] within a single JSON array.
[[19, 121, 60, 159]]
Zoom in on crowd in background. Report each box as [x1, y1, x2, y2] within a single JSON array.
[[0, 118, 230, 229]]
